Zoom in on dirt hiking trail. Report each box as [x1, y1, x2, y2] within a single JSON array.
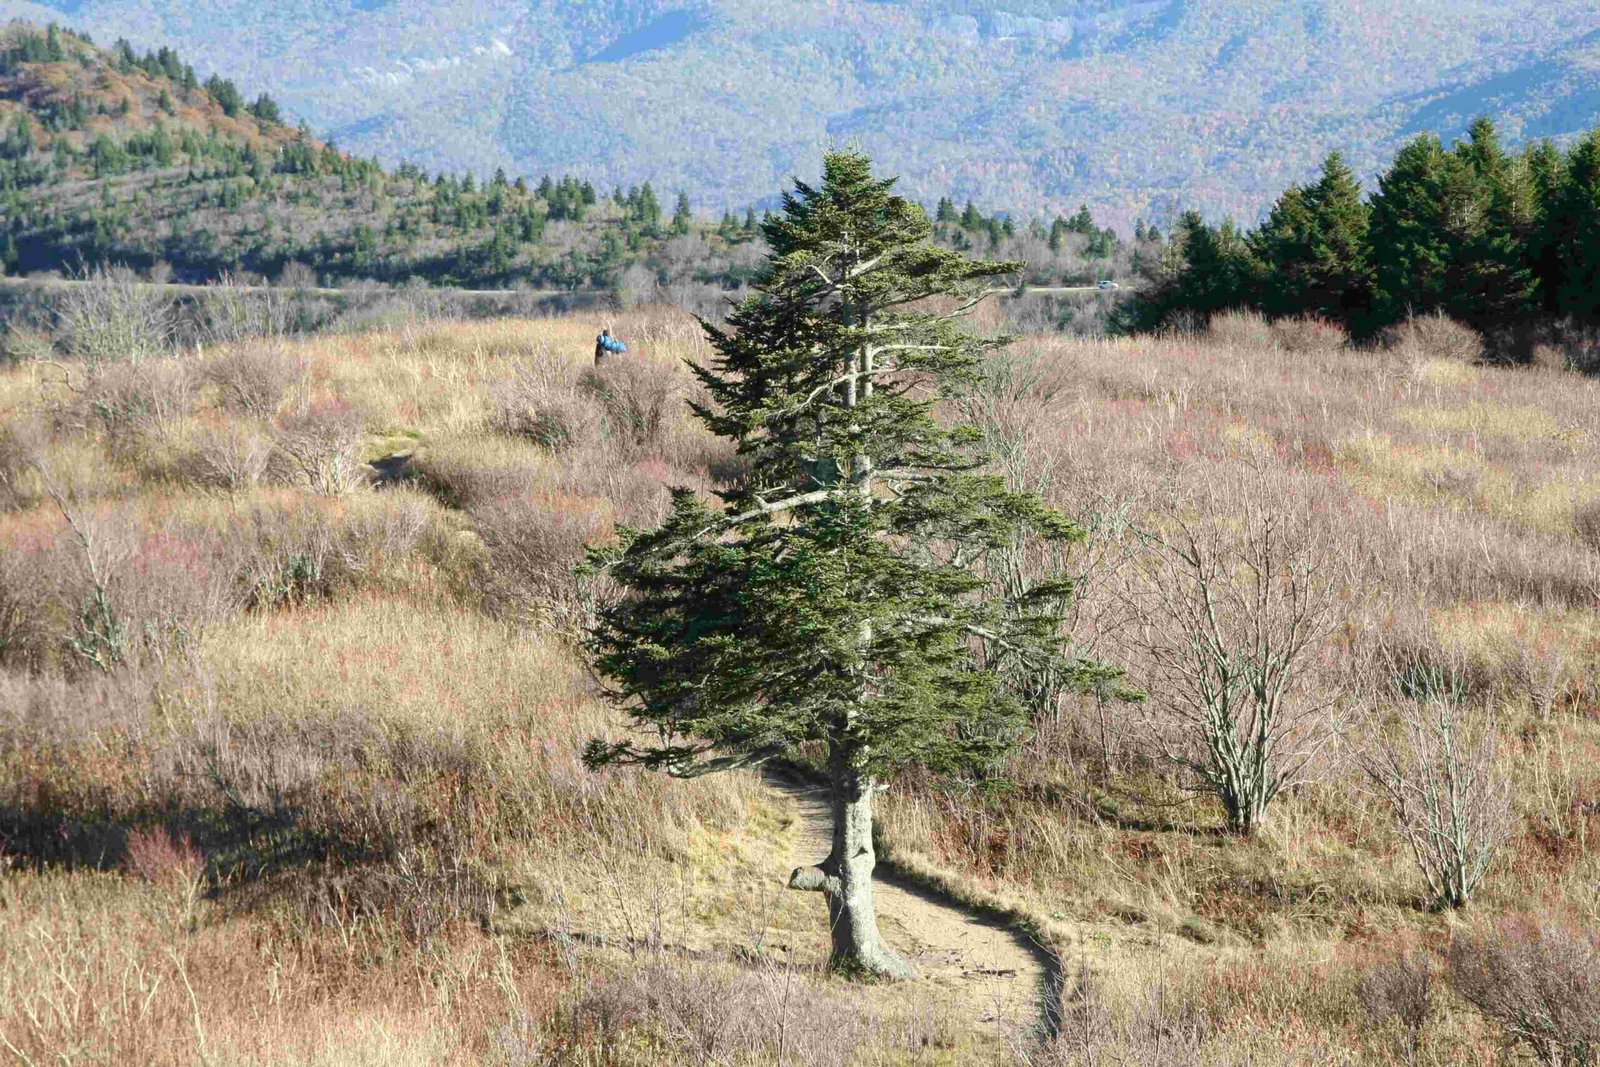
[[763, 769, 1062, 1042]]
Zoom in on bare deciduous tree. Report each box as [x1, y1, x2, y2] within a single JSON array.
[[1128, 478, 1342, 834], [56, 266, 176, 368], [959, 351, 1145, 770], [1362, 684, 1514, 910]]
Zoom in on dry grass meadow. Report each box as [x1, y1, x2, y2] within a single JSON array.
[[3, 304, 1599, 1064]]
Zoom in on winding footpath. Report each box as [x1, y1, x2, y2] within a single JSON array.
[[762, 770, 1062, 1042]]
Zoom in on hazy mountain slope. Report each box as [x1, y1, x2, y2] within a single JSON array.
[[8, 0, 1600, 224]]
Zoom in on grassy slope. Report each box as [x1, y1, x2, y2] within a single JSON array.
[[1, 308, 1598, 1062]]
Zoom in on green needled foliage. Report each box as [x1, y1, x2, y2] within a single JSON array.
[[581, 152, 1125, 976], [585, 150, 1120, 782]]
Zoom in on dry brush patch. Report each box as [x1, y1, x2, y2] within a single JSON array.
[[2, 310, 1599, 1063]]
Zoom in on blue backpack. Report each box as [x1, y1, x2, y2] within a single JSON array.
[[600, 335, 628, 354]]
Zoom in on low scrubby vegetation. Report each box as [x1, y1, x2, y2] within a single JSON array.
[[2, 300, 1599, 1062]]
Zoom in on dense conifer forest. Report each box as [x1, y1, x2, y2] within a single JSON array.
[[1139, 119, 1600, 357]]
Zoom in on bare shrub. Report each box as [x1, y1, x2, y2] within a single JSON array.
[[195, 273, 297, 345], [271, 400, 368, 495], [0, 416, 48, 510], [233, 504, 341, 610], [1448, 918, 1600, 1065], [1127, 475, 1343, 834], [1023, 962, 1210, 1066], [616, 262, 660, 309], [1362, 686, 1513, 909], [0, 546, 56, 671], [83, 357, 196, 452], [1574, 499, 1600, 555], [489, 362, 602, 452], [1207, 310, 1276, 350], [1532, 344, 1573, 373], [473, 494, 610, 627], [178, 421, 275, 491], [46, 495, 134, 675], [1390, 313, 1483, 364], [201, 344, 305, 417], [5, 497, 241, 674], [275, 260, 319, 289], [335, 491, 435, 582], [555, 958, 890, 1067], [411, 437, 545, 511], [957, 349, 1144, 772], [580, 357, 683, 454], [1270, 316, 1348, 355], [1356, 950, 1436, 1066], [225, 495, 438, 610], [0, 324, 54, 365], [56, 266, 176, 367], [1533, 326, 1600, 374]]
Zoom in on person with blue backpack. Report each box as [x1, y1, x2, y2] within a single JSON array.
[[594, 326, 629, 366]]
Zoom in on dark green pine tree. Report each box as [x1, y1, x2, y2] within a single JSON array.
[[1249, 151, 1373, 327], [672, 191, 692, 236], [1523, 139, 1569, 317], [1369, 134, 1454, 325], [1449, 117, 1538, 327], [638, 182, 662, 229], [1158, 211, 1261, 322], [1546, 131, 1600, 322], [584, 151, 1122, 979]]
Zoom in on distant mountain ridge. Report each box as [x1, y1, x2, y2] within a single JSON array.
[[5, 0, 1600, 226]]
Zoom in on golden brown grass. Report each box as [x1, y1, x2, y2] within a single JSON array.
[[3, 307, 1600, 1063]]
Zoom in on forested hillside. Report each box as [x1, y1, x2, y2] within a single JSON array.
[[8, 0, 1600, 227], [0, 23, 768, 290], [0, 22, 1155, 301]]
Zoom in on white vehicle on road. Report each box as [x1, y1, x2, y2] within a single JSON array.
[[1097, 279, 1119, 290]]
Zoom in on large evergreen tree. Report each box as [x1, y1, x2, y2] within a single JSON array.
[[1547, 130, 1600, 322], [584, 151, 1118, 978], [1250, 151, 1372, 326], [1369, 133, 1454, 324], [1523, 138, 1569, 317], [1449, 117, 1538, 328], [1167, 211, 1261, 319]]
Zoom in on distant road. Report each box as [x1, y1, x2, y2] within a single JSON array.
[[0, 276, 1120, 301], [0, 275, 574, 301]]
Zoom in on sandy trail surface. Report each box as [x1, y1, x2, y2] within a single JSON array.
[[764, 770, 1060, 1041]]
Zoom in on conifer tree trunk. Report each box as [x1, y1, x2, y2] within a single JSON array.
[[788, 744, 913, 978]]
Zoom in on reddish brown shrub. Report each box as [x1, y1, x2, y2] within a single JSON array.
[[472, 494, 611, 626], [1390, 313, 1483, 364], [271, 399, 368, 495], [1270, 316, 1348, 355], [1575, 499, 1600, 555], [202, 344, 305, 417], [124, 826, 205, 890], [1207, 310, 1276, 350], [490, 364, 603, 452], [1447, 918, 1600, 1065], [580, 357, 683, 454], [1356, 950, 1436, 1065], [83, 358, 196, 455], [177, 421, 275, 491]]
